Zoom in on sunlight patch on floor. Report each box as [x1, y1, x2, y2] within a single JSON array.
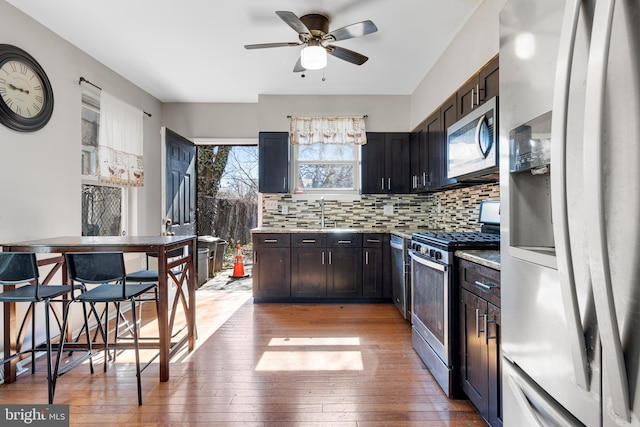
[[255, 350, 364, 371], [268, 337, 361, 346]]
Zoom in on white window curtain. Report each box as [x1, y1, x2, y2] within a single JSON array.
[[289, 116, 367, 145], [97, 91, 144, 187]]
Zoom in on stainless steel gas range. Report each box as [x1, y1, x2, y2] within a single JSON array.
[[409, 202, 500, 398]]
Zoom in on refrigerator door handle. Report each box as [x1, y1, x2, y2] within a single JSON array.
[[583, 0, 630, 421], [549, 0, 590, 390], [506, 365, 583, 427], [506, 375, 545, 427]]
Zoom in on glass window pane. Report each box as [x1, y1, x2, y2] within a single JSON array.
[[298, 164, 354, 189], [298, 144, 355, 162], [82, 184, 122, 236]]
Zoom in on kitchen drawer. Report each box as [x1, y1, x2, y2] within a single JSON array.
[[363, 233, 384, 248], [291, 233, 327, 247], [459, 259, 500, 307], [327, 233, 362, 248], [253, 233, 290, 248]]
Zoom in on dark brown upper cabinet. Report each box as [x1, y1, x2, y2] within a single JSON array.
[[458, 55, 499, 119], [361, 132, 410, 194], [258, 132, 289, 193]]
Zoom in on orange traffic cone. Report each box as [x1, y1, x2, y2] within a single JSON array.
[[230, 243, 248, 278]]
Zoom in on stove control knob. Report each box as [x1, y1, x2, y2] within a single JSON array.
[[420, 246, 427, 255], [434, 251, 442, 260], [429, 249, 435, 258]]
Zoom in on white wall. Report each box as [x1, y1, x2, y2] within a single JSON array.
[[409, 0, 507, 130], [0, 0, 163, 243]]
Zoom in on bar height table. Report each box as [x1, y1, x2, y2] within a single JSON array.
[[1, 235, 197, 384]]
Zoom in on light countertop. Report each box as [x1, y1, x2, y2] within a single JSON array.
[[455, 249, 500, 270]]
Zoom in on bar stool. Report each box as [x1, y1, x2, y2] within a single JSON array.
[[54, 252, 158, 405], [0, 252, 72, 404]]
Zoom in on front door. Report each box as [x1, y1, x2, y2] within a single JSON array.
[[163, 127, 196, 236]]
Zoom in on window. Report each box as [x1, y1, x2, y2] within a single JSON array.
[[81, 91, 128, 236], [292, 143, 359, 195]]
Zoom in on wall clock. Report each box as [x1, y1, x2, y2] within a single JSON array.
[[0, 44, 54, 132]]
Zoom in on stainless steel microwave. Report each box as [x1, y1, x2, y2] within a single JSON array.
[[446, 96, 498, 180]]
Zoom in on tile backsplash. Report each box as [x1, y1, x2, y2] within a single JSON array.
[[261, 182, 499, 231]]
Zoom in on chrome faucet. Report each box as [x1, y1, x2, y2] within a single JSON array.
[[320, 197, 325, 227]]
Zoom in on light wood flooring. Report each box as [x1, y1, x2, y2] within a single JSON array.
[[0, 288, 487, 426]]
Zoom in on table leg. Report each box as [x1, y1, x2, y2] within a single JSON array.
[[3, 299, 17, 383], [188, 239, 196, 351], [157, 248, 169, 382]]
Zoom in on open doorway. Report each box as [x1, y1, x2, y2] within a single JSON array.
[[196, 143, 258, 283]]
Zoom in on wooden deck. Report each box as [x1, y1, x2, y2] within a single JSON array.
[[0, 288, 487, 426]]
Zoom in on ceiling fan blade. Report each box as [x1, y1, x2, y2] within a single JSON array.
[[276, 11, 311, 36], [324, 20, 377, 42], [244, 42, 301, 50], [326, 45, 369, 65], [293, 57, 306, 73]]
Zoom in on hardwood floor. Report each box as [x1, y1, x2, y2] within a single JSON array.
[[0, 289, 488, 426]]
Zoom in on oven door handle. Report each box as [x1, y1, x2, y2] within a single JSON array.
[[409, 250, 447, 272]]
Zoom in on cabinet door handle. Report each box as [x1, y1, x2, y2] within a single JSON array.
[[388, 178, 391, 190], [254, 251, 257, 263], [337, 240, 352, 244], [329, 251, 332, 265], [322, 251, 325, 265], [264, 239, 278, 243], [367, 239, 380, 243], [422, 172, 427, 187], [474, 280, 498, 290], [302, 239, 316, 243], [475, 308, 487, 338], [476, 84, 480, 105], [283, 176, 287, 189], [365, 251, 369, 264], [471, 87, 475, 109], [381, 177, 385, 190]]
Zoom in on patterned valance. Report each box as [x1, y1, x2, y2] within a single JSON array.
[[98, 91, 144, 187], [289, 116, 367, 145]]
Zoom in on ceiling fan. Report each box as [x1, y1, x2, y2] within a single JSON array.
[[244, 11, 378, 72]]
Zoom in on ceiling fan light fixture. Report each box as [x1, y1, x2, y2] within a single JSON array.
[[301, 45, 327, 70]]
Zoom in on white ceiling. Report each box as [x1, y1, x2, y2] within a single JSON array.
[[7, 0, 483, 103]]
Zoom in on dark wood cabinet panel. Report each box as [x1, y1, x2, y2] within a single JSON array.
[[362, 246, 383, 298], [363, 233, 387, 298], [361, 132, 410, 194], [328, 248, 362, 298], [253, 247, 291, 298], [252, 233, 291, 298], [461, 288, 490, 417], [291, 247, 327, 297], [458, 258, 501, 427], [385, 133, 411, 193], [258, 132, 289, 193], [457, 55, 500, 119], [479, 56, 499, 104], [361, 132, 387, 194], [424, 110, 442, 190], [440, 93, 459, 188]]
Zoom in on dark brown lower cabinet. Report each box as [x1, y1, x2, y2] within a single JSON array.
[[327, 247, 362, 298], [252, 233, 291, 298], [459, 259, 502, 427], [363, 233, 385, 298], [253, 232, 390, 302]]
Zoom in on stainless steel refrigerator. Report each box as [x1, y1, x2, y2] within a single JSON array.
[[499, 0, 640, 425]]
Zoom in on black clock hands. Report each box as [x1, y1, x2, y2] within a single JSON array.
[[7, 82, 29, 95]]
